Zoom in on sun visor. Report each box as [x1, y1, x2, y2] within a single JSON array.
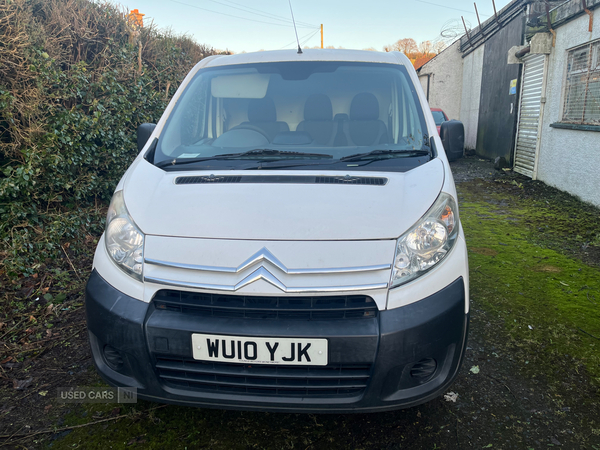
[[211, 73, 270, 98]]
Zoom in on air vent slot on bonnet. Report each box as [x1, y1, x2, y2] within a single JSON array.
[[315, 176, 387, 185], [175, 175, 242, 185], [175, 175, 388, 185]]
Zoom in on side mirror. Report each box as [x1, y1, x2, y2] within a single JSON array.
[[440, 120, 464, 162], [137, 123, 156, 151]]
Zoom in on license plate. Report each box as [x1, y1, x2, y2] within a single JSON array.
[[191, 333, 328, 366]]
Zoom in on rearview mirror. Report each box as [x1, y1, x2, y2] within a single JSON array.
[[440, 120, 464, 162], [137, 123, 156, 152]]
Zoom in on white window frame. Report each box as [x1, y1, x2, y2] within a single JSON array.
[[561, 39, 600, 125]]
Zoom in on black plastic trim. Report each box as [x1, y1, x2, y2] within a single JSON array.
[[174, 175, 388, 186], [85, 270, 468, 413], [144, 138, 158, 164], [152, 290, 378, 320], [429, 136, 438, 158]]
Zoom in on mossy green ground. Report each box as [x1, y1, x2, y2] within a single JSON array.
[[458, 181, 600, 387], [46, 402, 340, 449], [43, 176, 600, 449]]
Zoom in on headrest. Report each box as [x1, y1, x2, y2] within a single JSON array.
[[248, 98, 277, 122], [350, 93, 380, 121], [304, 94, 333, 121]]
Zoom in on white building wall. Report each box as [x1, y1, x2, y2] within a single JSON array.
[[419, 75, 428, 97], [536, 12, 600, 207], [459, 45, 485, 150], [417, 40, 463, 121]]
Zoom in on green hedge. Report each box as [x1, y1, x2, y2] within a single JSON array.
[[0, 0, 222, 278]]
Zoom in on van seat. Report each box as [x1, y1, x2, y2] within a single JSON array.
[[238, 98, 289, 141], [348, 93, 388, 146], [296, 94, 336, 145]]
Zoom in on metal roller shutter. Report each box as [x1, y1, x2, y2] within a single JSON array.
[[514, 53, 547, 178]]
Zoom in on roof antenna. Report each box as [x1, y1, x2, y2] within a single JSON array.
[[288, 0, 302, 54]]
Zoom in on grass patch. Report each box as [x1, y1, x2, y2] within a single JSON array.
[[458, 181, 600, 387]]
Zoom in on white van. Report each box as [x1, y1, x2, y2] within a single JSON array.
[[86, 49, 469, 413]]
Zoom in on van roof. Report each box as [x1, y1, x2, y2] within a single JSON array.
[[202, 49, 410, 68]]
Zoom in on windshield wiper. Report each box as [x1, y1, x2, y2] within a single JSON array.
[[155, 149, 332, 168], [242, 160, 340, 170], [339, 149, 431, 162], [155, 156, 222, 168], [220, 149, 333, 159]]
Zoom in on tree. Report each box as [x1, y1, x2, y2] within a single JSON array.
[[384, 37, 446, 69], [384, 38, 418, 54], [418, 40, 434, 54]]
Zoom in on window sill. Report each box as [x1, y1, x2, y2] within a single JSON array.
[[550, 122, 600, 132]]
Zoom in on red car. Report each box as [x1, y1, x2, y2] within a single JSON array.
[[431, 108, 449, 135]]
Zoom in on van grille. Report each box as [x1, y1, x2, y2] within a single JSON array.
[[152, 291, 378, 320], [155, 356, 371, 398]]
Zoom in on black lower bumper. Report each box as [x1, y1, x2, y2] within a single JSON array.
[[85, 270, 469, 413]]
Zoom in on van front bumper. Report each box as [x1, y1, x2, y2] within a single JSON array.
[[85, 269, 468, 413]]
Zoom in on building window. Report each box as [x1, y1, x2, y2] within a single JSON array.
[[562, 40, 600, 125]]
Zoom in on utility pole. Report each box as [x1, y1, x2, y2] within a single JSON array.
[[321, 24, 323, 48]]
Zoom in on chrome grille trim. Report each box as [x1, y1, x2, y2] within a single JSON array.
[[145, 247, 391, 275], [145, 259, 237, 274], [144, 267, 388, 294]]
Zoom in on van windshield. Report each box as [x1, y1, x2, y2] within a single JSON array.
[[154, 61, 431, 172]]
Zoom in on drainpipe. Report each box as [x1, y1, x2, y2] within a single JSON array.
[[582, 0, 594, 32], [545, 1, 557, 47], [515, 45, 531, 58]]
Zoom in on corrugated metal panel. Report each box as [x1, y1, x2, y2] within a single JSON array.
[[514, 54, 546, 178]]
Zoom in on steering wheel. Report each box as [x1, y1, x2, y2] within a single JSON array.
[[232, 125, 271, 142]]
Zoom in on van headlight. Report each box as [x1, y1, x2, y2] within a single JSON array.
[[105, 190, 144, 281], [390, 192, 459, 288]]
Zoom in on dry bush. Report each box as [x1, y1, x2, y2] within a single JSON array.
[[0, 0, 43, 156]]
